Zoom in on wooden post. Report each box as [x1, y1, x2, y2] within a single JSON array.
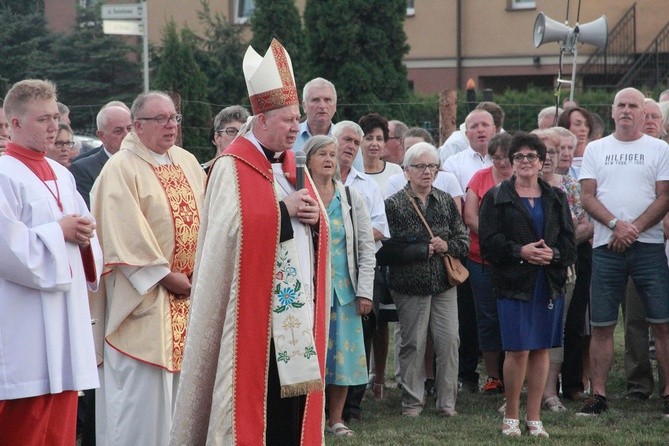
[[439, 90, 457, 146], [167, 91, 183, 147]]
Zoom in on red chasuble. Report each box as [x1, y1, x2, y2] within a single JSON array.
[[221, 138, 330, 445]]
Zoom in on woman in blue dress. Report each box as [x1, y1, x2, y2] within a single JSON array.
[[304, 135, 376, 437], [479, 133, 576, 438]]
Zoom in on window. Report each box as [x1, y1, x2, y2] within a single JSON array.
[[508, 0, 536, 10], [406, 0, 415, 17], [235, 0, 255, 24]]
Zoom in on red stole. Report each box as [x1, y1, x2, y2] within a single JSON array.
[[221, 138, 329, 445]]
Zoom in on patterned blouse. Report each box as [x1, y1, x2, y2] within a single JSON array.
[[384, 184, 469, 296], [559, 174, 584, 220]]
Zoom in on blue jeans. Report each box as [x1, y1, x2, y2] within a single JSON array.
[[467, 259, 502, 351], [591, 242, 669, 326]]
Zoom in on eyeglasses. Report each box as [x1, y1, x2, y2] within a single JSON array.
[[55, 140, 75, 149], [545, 150, 559, 157], [217, 127, 240, 136], [137, 114, 183, 125], [387, 136, 401, 141], [512, 153, 539, 163], [491, 155, 508, 162], [410, 163, 439, 172]]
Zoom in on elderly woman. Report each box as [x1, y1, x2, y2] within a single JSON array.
[[463, 133, 513, 395], [382, 142, 469, 417], [203, 105, 250, 171], [479, 132, 575, 438], [557, 106, 594, 175], [46, 123, 74, 168], [304, 135, 376, 437], [358, 112, 403, 398]]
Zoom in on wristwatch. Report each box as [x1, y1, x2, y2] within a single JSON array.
[[607, 218, 618, 229]]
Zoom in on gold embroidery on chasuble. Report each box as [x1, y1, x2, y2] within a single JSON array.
[[152, 164, 200, 370]]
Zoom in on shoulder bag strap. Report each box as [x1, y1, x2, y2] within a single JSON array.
[[403, 189, 435, 239]]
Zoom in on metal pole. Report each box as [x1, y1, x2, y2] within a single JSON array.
[[570, 41, 578, 102], [142, 2, 149, 92]]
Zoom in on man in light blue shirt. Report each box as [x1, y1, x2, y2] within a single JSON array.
[[294, 77, 363, 170]]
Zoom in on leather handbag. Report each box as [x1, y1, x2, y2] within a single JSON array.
[[404, 190, 469, 287]]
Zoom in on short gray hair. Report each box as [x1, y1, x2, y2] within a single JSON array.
[[302, 78, 337, 104], [213, 105, 250, 130], [403, 142, 440, 168], [302, 134, 340, 180], [389, 120, 408, 138], [332, 120, 363, 140], [551, 126, 577, 147], [130, 91, 173, 121], [537, 106, 563, 126]]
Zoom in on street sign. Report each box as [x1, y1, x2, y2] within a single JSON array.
[[101, 3, 144, 20], [103, 19, 143, 36]]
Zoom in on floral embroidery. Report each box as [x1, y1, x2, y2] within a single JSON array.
[[272, 242, 315, 366]]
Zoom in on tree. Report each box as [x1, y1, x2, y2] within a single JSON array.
[[303, 0, 410, 119], [250, 0, 308, 90], [197, 0, 248, 107], [0, 7, 52, 95], [23, 4, 142, 132], [153, 20, 212, 162]]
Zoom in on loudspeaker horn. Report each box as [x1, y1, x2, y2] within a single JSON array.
[[576, 15, 608, 49], [533, 12, 570, 48]]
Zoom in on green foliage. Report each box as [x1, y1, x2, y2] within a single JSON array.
[[250, 0, 307, 89], [196, 0, 248, 107], [0, 0, 43, 15], [304, 0, 410, 117], [25, 4, 142, 132], [0, 8, 52, 96], [153, 20, 212, 162]]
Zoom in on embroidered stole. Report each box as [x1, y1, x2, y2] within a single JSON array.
[[151, 163, 200, 371]]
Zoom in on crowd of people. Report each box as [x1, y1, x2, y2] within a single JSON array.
[[1, 37, 669, 445]]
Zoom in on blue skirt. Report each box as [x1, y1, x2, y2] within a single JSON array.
[[497, 269, 564, 351]]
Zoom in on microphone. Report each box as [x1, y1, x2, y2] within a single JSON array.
[[294, 150, 306, 190]]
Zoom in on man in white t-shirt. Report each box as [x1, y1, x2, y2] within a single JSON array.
[[578, 87, 669, 418]]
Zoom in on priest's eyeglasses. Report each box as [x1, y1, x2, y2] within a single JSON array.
[[137, 114, 183, 125], [217, 127, 240, 136], [55, 140, 75, 149]]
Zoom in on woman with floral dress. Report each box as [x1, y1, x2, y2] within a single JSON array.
[[304, 135, 376, 437]]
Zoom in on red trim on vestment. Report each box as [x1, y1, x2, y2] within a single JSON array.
[[224, 138, 329, 445]]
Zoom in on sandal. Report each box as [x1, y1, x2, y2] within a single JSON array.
[[502, 418, 521, 437], [526, 419, 549, 438], [327, 422, 355, 437], [543, 395, 567, 412]]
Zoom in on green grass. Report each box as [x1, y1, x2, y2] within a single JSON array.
[[327, 321, 668, 445]]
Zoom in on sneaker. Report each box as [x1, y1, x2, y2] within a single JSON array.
[[576, 394, 608, 416], [663, 395, 669, 419], [482, 377, 504, 395]]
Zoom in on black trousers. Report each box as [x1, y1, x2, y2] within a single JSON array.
[[561, 241, 592, 395], [457, 278, 480, 385], [266, 342, 306, 446]]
